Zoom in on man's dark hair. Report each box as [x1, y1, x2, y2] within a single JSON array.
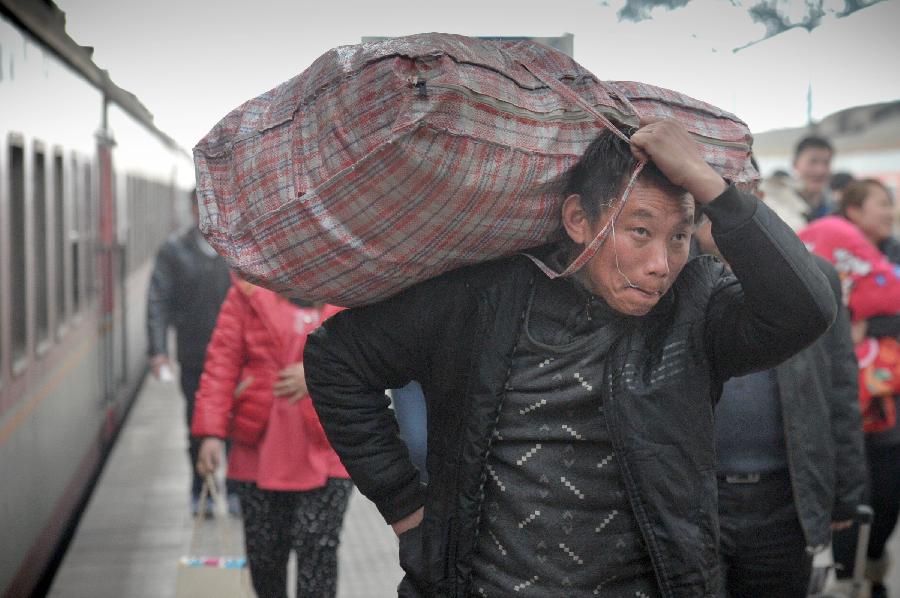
[[556, 127, 685, 223], [793, 135, 833, 161], [830, 172, 855, 192]]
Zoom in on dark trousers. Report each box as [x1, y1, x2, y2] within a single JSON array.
[[833, 440, 900, 576], [717, 470, 812, 598], [235, 478, 353, 598], [180, 367, 235, 497], [864, 441, 900, 561]]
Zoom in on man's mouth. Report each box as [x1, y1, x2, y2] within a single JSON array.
[[626, 283, 662, 297]]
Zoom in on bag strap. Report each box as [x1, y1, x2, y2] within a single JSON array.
[[514, 59, 634, 143], [523, 161, 645, 279], [188, 474, 238, 557], [515, 58, 646, 279]]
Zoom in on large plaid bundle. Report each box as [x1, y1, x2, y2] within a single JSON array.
[[195, 32, 757, 307]]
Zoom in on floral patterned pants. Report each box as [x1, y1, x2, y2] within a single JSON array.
[[234, 478, 353, 598]]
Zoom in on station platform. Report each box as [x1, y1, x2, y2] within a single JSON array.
[[43, 367, 900, 597], [48, 372, 403, 598]]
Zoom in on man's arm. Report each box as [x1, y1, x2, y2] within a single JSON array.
[[147, 242, 177, 374], [702, 189, 836, 379], [818, 260, 867, 522], [630, 119, 836, 380], [304, 273, 462, 526]]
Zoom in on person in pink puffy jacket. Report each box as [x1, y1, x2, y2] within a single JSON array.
[[193, 277, 351, 598]]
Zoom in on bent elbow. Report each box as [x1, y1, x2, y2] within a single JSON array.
[[796, 279, 838, 349]]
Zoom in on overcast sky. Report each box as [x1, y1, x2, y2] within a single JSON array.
[[54, 0, 900, 152]]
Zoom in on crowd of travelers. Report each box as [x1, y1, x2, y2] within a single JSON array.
[[147, 120, 898, 597]]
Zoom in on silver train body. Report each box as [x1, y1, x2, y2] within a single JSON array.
[[0, 3, 194, 595]]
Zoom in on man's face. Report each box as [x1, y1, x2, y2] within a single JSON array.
[[575, 183, 694, 316], [793, 147, 833, 197]]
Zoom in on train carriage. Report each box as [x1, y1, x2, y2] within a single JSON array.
[[0, 2, 194, 595]]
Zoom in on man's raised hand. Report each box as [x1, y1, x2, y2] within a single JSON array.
[[630, 118, 727, 204]]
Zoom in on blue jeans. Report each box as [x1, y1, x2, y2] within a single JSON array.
[[392, 381, 428, 482]]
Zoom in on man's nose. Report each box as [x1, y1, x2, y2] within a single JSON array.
[[645, 242, 670, 278]]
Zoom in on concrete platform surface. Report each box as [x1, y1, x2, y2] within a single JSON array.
[[48, 373, 403, 598]]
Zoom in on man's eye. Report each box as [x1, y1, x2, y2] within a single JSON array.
[[673, 232, 689, 242], [633, 227, 649, 237]]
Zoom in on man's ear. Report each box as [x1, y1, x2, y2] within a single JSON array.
[[561, 194, 592, 245]]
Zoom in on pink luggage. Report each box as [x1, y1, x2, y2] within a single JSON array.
[[194, 33, 758, 307]]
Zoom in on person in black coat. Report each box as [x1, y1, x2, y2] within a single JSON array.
[[146, 190, 233, 513], [305, 120, 836, 597], [694, 212, 865, 597]]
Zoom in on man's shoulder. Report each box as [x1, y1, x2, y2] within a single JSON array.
[[159, 228, 204, 258], [811, 254, 842, 300], [158, 229, 187, 251], [421, 249, 539, 293]]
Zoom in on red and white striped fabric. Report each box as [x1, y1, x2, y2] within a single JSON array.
[[194, 32, 758, 307]]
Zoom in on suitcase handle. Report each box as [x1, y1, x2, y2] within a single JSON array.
[[850, 504, 874, 593], [855, 504, 873, 525]]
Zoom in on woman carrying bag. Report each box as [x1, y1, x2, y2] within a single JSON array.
[[193, 277, 351, 598]]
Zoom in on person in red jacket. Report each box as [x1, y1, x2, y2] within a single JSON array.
[[193, 277, 351, 598]]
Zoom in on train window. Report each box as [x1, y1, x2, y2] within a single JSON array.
[[34, 146, 49, 347], [127, 175, 136, 272], [71, 157, 81, 314], [83, 163, 94, 302], [54, 152, 66, 333], [10, 141, 27, 366]]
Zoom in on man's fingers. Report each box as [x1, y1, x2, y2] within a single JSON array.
[[278, 364, 303, 377], [274, 381, 300, 396], [630, 144, 650, 163], [637, 115, 664, 128]]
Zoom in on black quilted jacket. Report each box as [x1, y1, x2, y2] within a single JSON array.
[[305, 186, 836, 597], [146, 228, 231, 371]]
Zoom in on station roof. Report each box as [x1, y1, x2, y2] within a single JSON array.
[[754, 100, 900, 157], [0, 0, 186, 154]]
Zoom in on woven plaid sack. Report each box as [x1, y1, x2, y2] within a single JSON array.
[[194, 32, 757, 307]]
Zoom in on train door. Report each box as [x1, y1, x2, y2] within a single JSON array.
[[96, 124, 117, 423], [115, 169, 128, 393]]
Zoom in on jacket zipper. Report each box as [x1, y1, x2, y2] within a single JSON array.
[[602, 336, 676, 598], [456, 275, 534, 595], [447, 289, 490, 585]]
